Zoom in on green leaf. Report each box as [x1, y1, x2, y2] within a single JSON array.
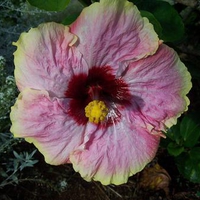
[[13, 151, 22, 160], [167, 142, 184, 157], [165, 120, 182, 145], [176, 147, 200, 183], [62, 13, 80, 25], [151, 1, 184, 42], [131, 0, 185, 42], [180, 113, 200, 147], [140, 10, 162, 37], [165, 112, 200, 148], [27, 0, 70, 11], [190, 147, 200, 160], [62, 0, 84, 25], [29, 149, 37, 158]]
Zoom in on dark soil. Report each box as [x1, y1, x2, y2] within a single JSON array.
[[1, 145, 200, 200]]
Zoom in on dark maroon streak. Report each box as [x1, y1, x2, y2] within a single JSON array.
[[65, 66, 131, 126]]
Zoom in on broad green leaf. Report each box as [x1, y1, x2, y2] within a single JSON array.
[[62, 0, 84, 25], [190, 147, 200, 160], [27, 0, 70, 11], [180, 113, 200, 147], [176, 148, 200, 183], [131, 0, 185, 42], [165, 113, 200, 148], [167, 142, 184, 157], [62, 13, 81, 25], [165, 120, 182, 145], [140, 10, 162, 37], [152, 1, 184, 42]]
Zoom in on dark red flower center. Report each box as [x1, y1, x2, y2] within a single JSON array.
[[65, 66, 131, 126]]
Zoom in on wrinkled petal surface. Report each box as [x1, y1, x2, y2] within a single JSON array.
[[70, 44, 191, 185], [70, 119, 160, 185], [10, 88, 87, 165], [10, 0, 192, 186], [13, 22, 88, 97], [122, 44, 192, 131], [70, 0, 159, 67]]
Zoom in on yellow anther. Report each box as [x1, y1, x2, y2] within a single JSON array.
[[85, 100, 108, 124]]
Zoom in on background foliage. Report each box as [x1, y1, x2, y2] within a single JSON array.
[[1, 0, 200, 199]]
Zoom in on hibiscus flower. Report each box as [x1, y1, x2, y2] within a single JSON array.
[[10, 0, 191, 185]]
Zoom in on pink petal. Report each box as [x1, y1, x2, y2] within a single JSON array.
[[70, 120, 160, 185], [13, 22, 88, 97], [70, 0, 159, 67], [10, 88, 86, 165], [122, 44, 192, 131]]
